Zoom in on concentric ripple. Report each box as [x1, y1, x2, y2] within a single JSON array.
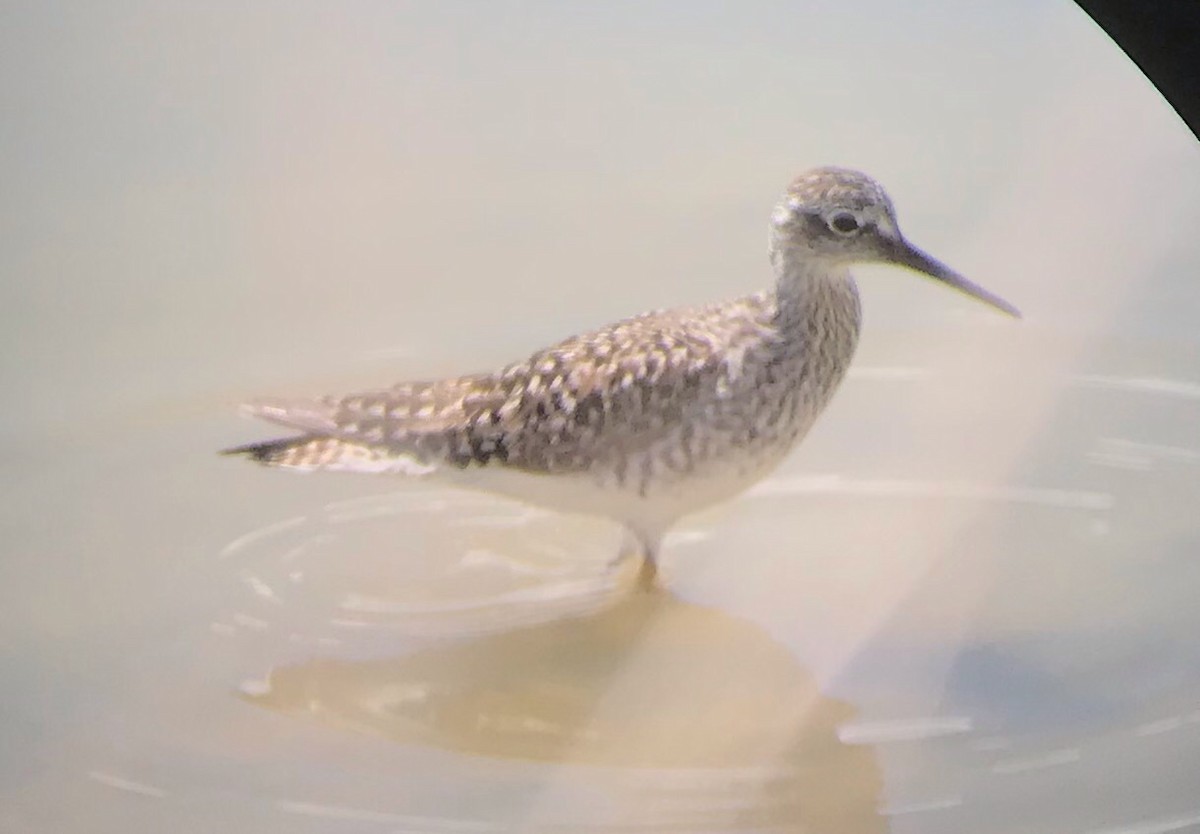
[[214, 489, 634, 648]]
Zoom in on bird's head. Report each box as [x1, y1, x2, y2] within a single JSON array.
[[770, 167, 1020, 317]]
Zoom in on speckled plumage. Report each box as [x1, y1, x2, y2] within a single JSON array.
[[226, 167, 1018, 587]]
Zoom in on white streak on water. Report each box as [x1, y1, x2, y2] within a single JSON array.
[[969, 736, 1011, 751], [884, 796, 965, 816], [338, 575, 616, 617], [240, 572, 282, 604], [838, 716, 972, 744], [219, 516, 307, 559], [280, 535, 332, 563], [991, 747, 1080, 774], [1072, 374, 1200, 400], [752, 475, 1113, 510], [664, 529, 711, 546], [230, 612, 269, 631], [328, 618, 373, 629], [1087, 811, 1200, 834], [1134, 716, 1186, 737], [275, 800, 497, 830], [238, 678, 271, 697], [86, 770, 167, 798], [1087, 450, 1154, 471], [1094, 437, 1200, 468], [458, 548, 557, 576]]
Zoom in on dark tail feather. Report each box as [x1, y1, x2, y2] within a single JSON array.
[[221, 434, 396, 472], [221, 436, 312, 465]]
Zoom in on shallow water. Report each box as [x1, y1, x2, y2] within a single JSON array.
[[5, 3, 1200, 832]]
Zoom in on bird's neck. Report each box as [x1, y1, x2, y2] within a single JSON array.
[[770, 253, 862, 335]]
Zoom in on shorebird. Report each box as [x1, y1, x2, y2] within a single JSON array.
[[225, 167, 1018, 589]]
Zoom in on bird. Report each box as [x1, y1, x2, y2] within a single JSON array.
[[224, 167, 1019, 589]]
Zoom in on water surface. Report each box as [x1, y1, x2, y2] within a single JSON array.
[[4, 2, 1200, 832]]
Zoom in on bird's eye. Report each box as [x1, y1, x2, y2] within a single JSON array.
[[828, 212, 861, 235]]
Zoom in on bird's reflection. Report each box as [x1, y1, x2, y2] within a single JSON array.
[[246, 588, 884, 832]]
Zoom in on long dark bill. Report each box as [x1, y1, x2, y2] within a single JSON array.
[[890, 238, 1021, 318]]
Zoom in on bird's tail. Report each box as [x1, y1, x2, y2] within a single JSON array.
[[222, 435, 380, 472], [221, 434, 438, 475], [223, 393, 458, 475]]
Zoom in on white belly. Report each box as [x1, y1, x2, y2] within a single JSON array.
[[435, 432, 795, 538]]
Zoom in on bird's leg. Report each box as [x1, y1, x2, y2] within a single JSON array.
[[635, 537, 660, 591], [612, 528, 641, 571], [613, 526, 663, 591]]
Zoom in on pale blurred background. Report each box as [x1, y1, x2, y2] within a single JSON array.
[[4, 2, 1200, 832]]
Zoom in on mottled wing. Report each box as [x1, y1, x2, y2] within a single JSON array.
[[237, 294, 778, 474], [472, 295, 778, 473]]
